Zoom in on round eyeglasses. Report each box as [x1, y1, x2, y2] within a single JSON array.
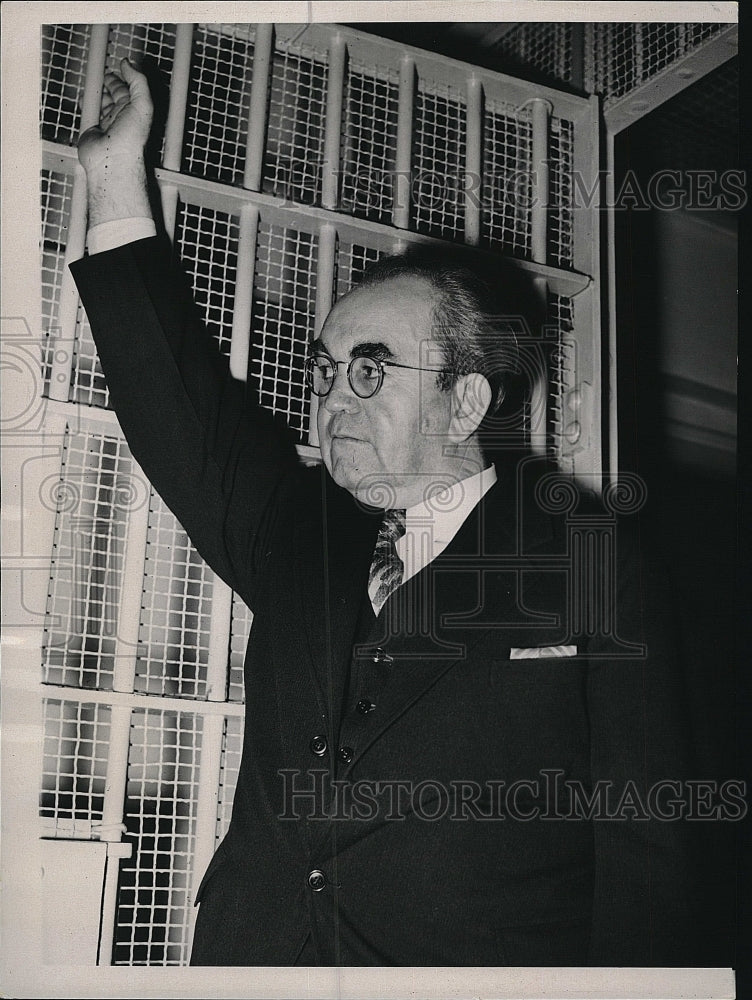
[[305, 354, 453, 400]]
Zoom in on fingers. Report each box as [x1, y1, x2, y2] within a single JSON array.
[[120, 57, 153, 109], [102, 70, 129, 116]]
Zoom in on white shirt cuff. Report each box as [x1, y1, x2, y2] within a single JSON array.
[[87, 217, 157, 255]]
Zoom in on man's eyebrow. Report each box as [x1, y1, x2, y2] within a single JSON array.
[[350, 341, 395, 360]]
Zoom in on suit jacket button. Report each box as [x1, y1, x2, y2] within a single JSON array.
[[310, 735, 328, 757], [356, 700, 375, 715], [308, 870, 326, 891], [338, 746, 353, 764]]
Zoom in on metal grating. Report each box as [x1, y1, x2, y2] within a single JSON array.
[[250, 222, 318, 440], [175, 203, 240, 360], [70, 301, 111, 408], [340, 61, 400, 223], [412, 79, 467, 241], [481, 100, 533, 257], [41, 168, 75, 388], [228, 591, 252, 704], [335, 239, 383, 300], [547, 293, 576, 463], [114, 709, 202, 966], [40, 699, 111, 839], [41, 23, 91, 145], [135, 491, 214, 701], [548, 117, 575, 268], [106, 22, 176, 73], [588, 22, 728, 106], [182, 24, 255, 185], [216, 715, 244, 843], [262, 36, 329, 205], [42, 428, 133, 690], [106, 23, 177, 161], [492, 22, 574, 87]]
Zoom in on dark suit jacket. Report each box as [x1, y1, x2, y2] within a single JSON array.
[[71, 236, 702, 967]]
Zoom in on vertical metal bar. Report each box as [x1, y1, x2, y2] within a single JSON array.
[[321, 33, 346, 210], [229, 204, 259, 382], [528, 96, 552, 457], [49, 24, 110, 401], [634, 23, 644, 91], [570, 23, 585, 91], [111, 466, 150, 694], [583, 23, 595, 93], [529, 275, 549, 458], [244, 23, 274, 191], [605, 129, 618, 484], [206, 579, 233, 702], [188, 714, 225, 921], [80, 24, 111, 128], [162, 23, 194, 172], [529, 97, 551, 265], [158, 24, 195, 240], [97, 842, 132, 965], [464, 76, 483, 246], [308, 222, 337, 447], [393, 55, 415, 230], [159, 22, 193, 241], [99, 704, 132, 843]]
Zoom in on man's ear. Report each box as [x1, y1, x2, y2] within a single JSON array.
[[448, 372, 494, 442]]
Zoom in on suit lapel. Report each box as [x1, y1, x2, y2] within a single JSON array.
[[295, 466, 381, 720], [346, 474, 558, 767]]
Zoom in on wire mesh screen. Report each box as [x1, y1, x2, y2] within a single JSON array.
[[412, 79, 467, 241], [492, 23, 574, 88], [106, 22, 176, 74], [113, 708, 203, 966], [216, 715, 244, 842], [40, 699, 111, 839], [69, 300, 111, 408], [106, 24, 177, 161], [335, 239, 383, 300], [481, 100, 533, 257], [41, 168, 74, 387], [340, 61, 400, 223], [547, 293, 576, 463], [182, 24, 256, 184], [588, 22, 728, 106], [249, 221, 317, 440], [175, 202, 240, 360], [228, 591, 252, 703], [41, 23, 91, 145], [548, 117, 574, 268], [262, 36, 329, 205], [134, 490, 214, 700], [42, 428, 134, 690]]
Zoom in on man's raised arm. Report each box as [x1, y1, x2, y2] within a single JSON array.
[[78, 59, 155, 247], [70, 61, 300, 608]]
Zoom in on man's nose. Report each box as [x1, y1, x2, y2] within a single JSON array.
[[321, 368, 359, 413]]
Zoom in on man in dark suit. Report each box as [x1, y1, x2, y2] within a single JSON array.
[[70, 60, 701, 967]]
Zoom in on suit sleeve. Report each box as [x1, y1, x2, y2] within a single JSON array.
[[69, 236, 300, 608], [585, 521, 703, 965]]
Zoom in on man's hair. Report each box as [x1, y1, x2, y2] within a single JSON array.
[[357, 246, 541, 421]]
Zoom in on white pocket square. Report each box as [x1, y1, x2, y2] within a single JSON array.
[[509, 645, 578, 659]]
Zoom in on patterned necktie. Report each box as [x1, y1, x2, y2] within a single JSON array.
[[369, 508, 407, 615]]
